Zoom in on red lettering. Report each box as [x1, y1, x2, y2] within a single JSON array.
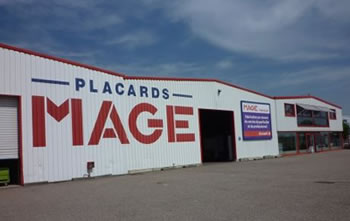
[[175, 106, 193, 115], [129, 103, 162, 144], [109, 106, 129, 143], [47, 98, 69, 122], [71, 99, 84, 146], [32, 97, 196, 148], [32, 96, 46, 147], [103, 128, 117, 138], [166, 105, 195, 143], [175, 120, 189, 128], [148, 119, 163, 128], [88, 101, 129, 145], [32, 96, 84, 147], [244, 104, 257, 111], [176, 134, 195, 142], [166, 105, 175, 142]]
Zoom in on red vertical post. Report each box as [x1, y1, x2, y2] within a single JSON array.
[[18, 96, 24, 185], [198, 109, 203, 163], [296, 132, 300, 154], [231, 111, 236, 161]]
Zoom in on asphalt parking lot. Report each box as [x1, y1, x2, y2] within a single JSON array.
[[1, 150, 350, 221]]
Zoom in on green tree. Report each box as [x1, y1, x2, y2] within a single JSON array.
[[343, 122, 349, 140]]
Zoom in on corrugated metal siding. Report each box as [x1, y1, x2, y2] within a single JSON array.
[[123, 79, 202, 171], [0, 47, 280, 184]]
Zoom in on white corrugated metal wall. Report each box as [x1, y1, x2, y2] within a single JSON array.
[[0, 46, 280, 184]]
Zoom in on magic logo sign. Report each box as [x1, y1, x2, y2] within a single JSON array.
[[241, 101, 272, 140]]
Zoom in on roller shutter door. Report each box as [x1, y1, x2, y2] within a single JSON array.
[[0, 97, 18, 159]]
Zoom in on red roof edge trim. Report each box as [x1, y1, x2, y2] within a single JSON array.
[[0, 42, 126, 78], [2, 42, 340, 104], [124, 75, 214, 82], [125, 76, 273, 99], [215, 79, 273, 99], [273, 96, 342, 109], [1, 42, 272, 99]]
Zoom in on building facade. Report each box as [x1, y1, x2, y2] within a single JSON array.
[[275, 97, 343, 154], [0, 43, 344, 185]]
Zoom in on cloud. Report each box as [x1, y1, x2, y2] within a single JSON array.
[[0, 0, 99, 8], [278, 52, 341, 62], [1, 0, 123, 32], [105, 30, 158, 49], [82, 14, 123, 31], [216, 59, 234, 69], [54, 0, 99, 9], [0, 0, 34, 5], [12, 35, 98, 66], [267, 66, 350, 88], [146, 0, 350, 61], [107, 61, 208, 77]]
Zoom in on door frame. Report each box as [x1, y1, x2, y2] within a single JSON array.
[[198, 108, 236, 163], [0, 94, 23, 185], [305, 133, 316, 153]]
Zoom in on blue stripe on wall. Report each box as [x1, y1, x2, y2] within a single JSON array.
[[32, 78, 70, 86], [172, 93, 193, 98]]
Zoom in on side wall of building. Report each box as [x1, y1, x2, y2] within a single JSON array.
[[0, 47, 279, 184]]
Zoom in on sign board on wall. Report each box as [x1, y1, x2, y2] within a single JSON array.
[[241, 101, 272, 140]]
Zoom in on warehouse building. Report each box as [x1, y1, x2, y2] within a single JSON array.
[[0, 43, 344, 185]]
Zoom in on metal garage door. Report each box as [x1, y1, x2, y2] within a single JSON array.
[[0, 97, 18, 159]]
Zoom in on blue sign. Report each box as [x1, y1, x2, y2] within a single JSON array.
[[241, 101, 272, 141]]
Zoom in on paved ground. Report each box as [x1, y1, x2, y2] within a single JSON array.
[[1, 150, 350, 221]]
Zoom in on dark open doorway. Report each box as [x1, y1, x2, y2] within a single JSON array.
[[0, 159, 20, 185], [199, 109, 236, 162]]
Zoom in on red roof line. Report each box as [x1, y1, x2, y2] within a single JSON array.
[[274, 96, 342, 109], [125, 76, 273, 99], [0, 42, 126, 78], [0, 42, 341, 107], [0, 42, 273, 99]]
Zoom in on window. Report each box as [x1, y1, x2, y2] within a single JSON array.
[[313, 111, 329, 126], [330, 132, 341, 149], [298, 133, 308, 152], [297, 105, 329, 127], [329, 109, 336, 120], [278, 132, 297, 154], [315, 132, 330, 151], [284, 103, 295, 117]]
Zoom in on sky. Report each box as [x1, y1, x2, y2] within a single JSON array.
[[0, 0, 349, 114]]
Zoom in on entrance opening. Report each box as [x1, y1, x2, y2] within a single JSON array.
[[0, 96, 21, 186], [306, 133, 315, 153], [0, 159, 20, 185], [199, 109, 236, 162]]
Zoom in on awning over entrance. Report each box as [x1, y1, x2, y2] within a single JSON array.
[[296, 103, 332, 112]]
